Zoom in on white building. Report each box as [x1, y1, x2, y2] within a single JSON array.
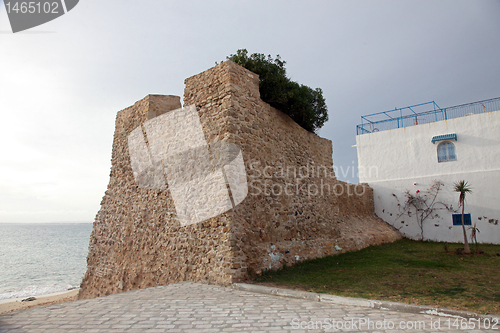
[[356, 98, 500, 244]]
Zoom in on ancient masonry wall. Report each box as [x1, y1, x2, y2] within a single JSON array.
[[79, 61, 401, 299]]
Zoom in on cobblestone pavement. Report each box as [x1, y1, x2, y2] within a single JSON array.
[[0, 282, 496, 332]]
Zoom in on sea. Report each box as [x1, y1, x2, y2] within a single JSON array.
[[0, 223, 93, 300]]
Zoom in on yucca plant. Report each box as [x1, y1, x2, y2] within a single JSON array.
[[469, 223, 480, 254], [453, 180, 472, 254]]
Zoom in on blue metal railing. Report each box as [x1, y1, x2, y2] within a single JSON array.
[[356, 97, 500, 135]]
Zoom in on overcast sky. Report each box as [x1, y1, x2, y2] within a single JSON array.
[[1, 0, 499, 223]]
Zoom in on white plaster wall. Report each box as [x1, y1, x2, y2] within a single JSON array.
[[356, 110, 500, 244]]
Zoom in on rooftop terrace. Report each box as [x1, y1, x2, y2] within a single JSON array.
[[356, 97, 500, 135]]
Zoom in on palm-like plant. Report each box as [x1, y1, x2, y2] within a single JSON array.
[[469, 223, 480, 254], [453, 180, 472, 254]]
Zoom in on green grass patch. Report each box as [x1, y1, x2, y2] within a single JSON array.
[[251, 239, 500, 315]]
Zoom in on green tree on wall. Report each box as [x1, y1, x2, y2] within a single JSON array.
[[226, 49, 328, 133]]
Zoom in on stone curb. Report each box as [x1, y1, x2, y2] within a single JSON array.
[[232, 283, 499, 321]]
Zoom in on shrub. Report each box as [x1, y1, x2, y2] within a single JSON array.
[[226, 49, 328, 133]]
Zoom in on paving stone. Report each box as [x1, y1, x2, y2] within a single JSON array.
[[0, 282, 496, 332]]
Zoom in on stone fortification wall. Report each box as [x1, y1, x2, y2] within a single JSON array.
[[79, 95, 236, 299], [183, 62, 400, 277], [79, 61, 400, 299]]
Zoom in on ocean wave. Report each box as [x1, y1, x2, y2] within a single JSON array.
[[0, 284, 78, 300], [0, 223, 91, 301]]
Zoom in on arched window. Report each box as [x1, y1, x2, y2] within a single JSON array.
[[437, 141, 456, 162]]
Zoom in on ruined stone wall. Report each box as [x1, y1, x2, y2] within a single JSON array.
[[80, 61, 400, 299], [79, 95, 236, 299]]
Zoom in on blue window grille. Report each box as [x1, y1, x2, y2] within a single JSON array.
[[452, 214, 471, 225], [437, 141, 456, 162]]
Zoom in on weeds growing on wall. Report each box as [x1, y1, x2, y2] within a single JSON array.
[[395, 180, 454, 240]]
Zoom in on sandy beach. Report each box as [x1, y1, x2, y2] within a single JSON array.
[[0, 289, 79, 314]]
